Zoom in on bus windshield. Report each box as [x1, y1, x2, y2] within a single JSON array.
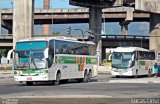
[[112, 52, 134, 68], [14, 41, 48, 70], [14, 50, 47, 70]]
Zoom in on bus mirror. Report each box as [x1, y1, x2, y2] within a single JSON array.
[[108, 54, 112, 61], [7, 49, 14, 60], [44, 48, 49, 58], [132, 54, 134, 61]]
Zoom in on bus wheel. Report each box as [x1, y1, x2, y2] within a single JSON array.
[[78, 70, 88, 83], [87, 70, 92, 82], [148, 69, 152, 77], [83, 70, 88, 82], [26, 81, 33, 86], [135, 70, 138, 78], [54, 72, 61, 85]]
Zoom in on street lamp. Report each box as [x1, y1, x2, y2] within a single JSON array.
[[11, 2, 13, 10], [74, 29, 84, 41]]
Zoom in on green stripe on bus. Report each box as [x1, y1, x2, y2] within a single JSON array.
[[58, 56, 97, 64], [14, 69, 48, 75], [59, 56, 76, 64], [86, 57, 97, 64]]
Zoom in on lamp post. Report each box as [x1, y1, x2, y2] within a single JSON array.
[[74, 29, 84, 41], [11, 2, 13, 10], [11, 1, 13, 34]]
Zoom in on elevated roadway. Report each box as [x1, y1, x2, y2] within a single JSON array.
[[1, 7, 149, 27], [0, 35, 12, 48]]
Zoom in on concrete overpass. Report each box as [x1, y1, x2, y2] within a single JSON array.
[[0, 35, 12, 48], [69, 0, 160, 63], [1, 0, 160, 64], [1, 8, 149, 29]]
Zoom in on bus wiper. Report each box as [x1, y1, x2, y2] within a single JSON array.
[[31, 58, 38, 70]]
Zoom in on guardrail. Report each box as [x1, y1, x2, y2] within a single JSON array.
[[100, 34, 149, 39], [1, 7, 134, 13], [0, 34, 13, 39]]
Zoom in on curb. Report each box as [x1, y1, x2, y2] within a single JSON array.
[[109, 79, 160, 84], [0, 73, 14, 79]]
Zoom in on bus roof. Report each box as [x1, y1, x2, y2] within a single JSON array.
[[17, 36, 95, 45], [113, 47, 149, 52]]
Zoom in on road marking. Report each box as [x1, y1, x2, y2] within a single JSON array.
[[16, 95, 113, 98]]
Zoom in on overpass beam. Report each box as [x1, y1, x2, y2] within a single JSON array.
[[150, 13, 160, 54], [119, 21, 130, 35], [119, 9, 133, 35], [13, 0, 34, 48]]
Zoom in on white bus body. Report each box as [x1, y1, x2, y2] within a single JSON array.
[[111, 47, 155, 77], [9, 36, 98, 85]]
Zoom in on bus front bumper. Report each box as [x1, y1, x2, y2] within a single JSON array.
[[14, 75, 48, 82], [111, 70, 132, 76]]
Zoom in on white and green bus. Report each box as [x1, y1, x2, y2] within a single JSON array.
[[111, 47, 155, 78], [8, 36, 98, 85]]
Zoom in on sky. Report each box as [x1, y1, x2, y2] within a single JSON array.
[[0, 0, 149, 35], [0, 0, 78, 9]]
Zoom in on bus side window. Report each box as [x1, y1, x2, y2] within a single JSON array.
[[48, 51, 54, 68]]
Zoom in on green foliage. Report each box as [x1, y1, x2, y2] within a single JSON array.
[[51, 32, 61, 36], [0, 66, 12, 71], [0, 49, 8, 58], [106, 52, 111, 62]]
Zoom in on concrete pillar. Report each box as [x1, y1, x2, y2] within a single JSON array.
[[89, 6, 102, 65], [0, 11, 1, 34], [89, 6, 102, 34], [43, 24, 50, 36], [119, 21, 130, 35], [43, 0, 50, 36], [13, 0, 34, 48], [121, 25, 128, 35], [149, 13, 160, 54], [44, 0, 50, 9]]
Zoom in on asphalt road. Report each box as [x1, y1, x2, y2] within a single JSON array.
[[0, 74, 160, 104]]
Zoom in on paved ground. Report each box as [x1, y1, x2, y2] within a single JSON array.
[[1, 69, 160, 84], [1, 75, 160, 104], [1, 71, 160, 104], [0, 70, 13, 79]]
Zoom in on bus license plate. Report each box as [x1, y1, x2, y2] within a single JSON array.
[[119, 72, 123, 75], [27, 77, 32, 81]]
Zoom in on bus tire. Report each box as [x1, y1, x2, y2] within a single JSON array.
[[53, 72, 61, 85], [26, 81, 33, 86], [83, 70, 88, 82], [78, 70, 88, 83], [87, 70, 92, 82], [135, 70, 138, 78], [148, 69, 152, 77]]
